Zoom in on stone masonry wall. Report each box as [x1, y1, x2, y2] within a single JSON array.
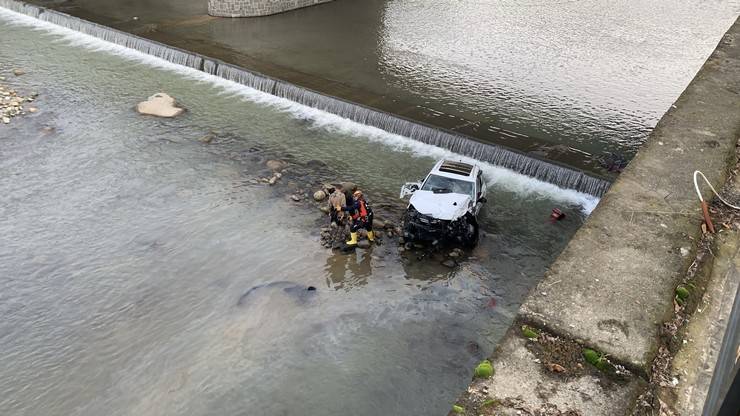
[[208, 0, 334, 17]]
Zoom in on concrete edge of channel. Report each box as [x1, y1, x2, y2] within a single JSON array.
[[448, 15, 740, 416]]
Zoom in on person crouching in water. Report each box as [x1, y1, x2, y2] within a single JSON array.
[[327, 184, 346, 226], [337, 190, 374, 246]]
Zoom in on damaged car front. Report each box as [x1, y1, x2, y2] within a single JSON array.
[[400, 160, 486, 247]]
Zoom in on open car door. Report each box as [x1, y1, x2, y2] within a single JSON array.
[[399, 182, 422, 199]]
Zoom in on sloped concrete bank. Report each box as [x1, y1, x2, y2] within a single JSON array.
[[450, 16, 740, 416]]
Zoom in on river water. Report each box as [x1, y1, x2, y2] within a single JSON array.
[[16, 0, 740, 172], [0, 10, 598, 416]]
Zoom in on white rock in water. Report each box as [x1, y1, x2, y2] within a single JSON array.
[[136, 93, 184, 118], [313, 190, 326, 201], [2, 117, 9, 124]]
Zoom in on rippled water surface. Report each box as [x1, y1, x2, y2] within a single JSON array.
[[0, 12, 597, 416], [19, 0, 740, 167]]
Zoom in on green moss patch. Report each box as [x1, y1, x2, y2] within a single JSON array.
[[452, 404, 464, 414], [521, 325, 539, 339], [583, 348, 610, 371], [675, 286, 690, 301], [474, 360, 494, 378]]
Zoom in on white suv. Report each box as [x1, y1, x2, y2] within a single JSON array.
[[400, 160, 487, 246]]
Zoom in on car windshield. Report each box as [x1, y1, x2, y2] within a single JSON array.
[[421, 174, 473, 196]]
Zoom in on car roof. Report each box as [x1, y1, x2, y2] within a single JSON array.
[[430, 160, 478, 182]]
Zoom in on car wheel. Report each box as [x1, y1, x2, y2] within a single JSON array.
[[461, 215, 479, 248]]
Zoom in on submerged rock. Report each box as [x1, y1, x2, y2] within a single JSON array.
[[357, 240, 371, 249], [12, 69, 25, 76], [136, 93, 184, 118], [198, 132, 215, 144], [266, 159, 286, 172]]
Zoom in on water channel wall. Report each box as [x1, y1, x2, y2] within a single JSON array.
[[0, 0, 611, 198], [452, 15, 740, 415], [208, 0, 334, 17]]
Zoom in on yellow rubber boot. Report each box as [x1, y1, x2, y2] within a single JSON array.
[[367, 231, 375, 242], [346, 232, 358, 246]]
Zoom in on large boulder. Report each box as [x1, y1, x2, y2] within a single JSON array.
[[136, 93, 184, 118]]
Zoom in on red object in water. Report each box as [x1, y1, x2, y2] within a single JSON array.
[[487, 298, 497, 309], [550, 208, 565, 223]]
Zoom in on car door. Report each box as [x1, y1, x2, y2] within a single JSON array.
[[474, 171, 486, 215]]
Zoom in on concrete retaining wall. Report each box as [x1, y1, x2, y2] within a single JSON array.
[[451, 15, 740, 416], [208, 0, 333, 17]]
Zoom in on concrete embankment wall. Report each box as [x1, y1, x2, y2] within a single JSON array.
[[208, 0, 334, 17], [452, 16, 740, 416]]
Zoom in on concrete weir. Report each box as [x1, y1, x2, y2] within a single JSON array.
[[208, 0, 334, 17], [0, 0, 612, 198], [452, 16, 740, 416]]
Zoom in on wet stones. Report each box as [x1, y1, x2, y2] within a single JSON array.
[[266, 159, 287, 172], [1, 80, 38, 125], [442, 259, 457, 268], [198, 132, 216, 144], [257, 160, 287, 185], [320, 223, 348, 249], [12, 68, 25, 76], [136, 92, 184, 118], [313, 190, 326, 201]]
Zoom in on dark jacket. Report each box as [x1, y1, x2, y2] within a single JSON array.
[[342, 198, 372, 219]]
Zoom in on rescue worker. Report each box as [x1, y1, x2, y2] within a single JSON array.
[[338, 189, 374, 246], [327, 184, 346, 226], [342, 183, 357, 208]]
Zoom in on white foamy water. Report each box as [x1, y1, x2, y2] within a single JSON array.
[[0, 5, 600, 213]]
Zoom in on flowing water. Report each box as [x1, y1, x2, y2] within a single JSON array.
[[13, 0, 739, 173], [0, 9, 597, 416], [0, 0, 612, 196]]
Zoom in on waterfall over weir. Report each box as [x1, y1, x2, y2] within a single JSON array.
[[0, 0, 612, 197]]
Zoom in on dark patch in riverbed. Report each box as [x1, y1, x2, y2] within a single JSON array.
[[237, 280, 318, 306]]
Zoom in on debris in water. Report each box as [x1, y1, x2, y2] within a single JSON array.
[[549, 208, 565, 223]]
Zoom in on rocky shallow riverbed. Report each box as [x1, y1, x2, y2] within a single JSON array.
[[0, 68, 38, 124], [196, 128, 475, 268]]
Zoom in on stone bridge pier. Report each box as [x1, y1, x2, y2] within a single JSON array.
[[208, 0, 334, 17]]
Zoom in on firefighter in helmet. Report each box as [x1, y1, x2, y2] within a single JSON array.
[[336, 189, 374, 246]]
